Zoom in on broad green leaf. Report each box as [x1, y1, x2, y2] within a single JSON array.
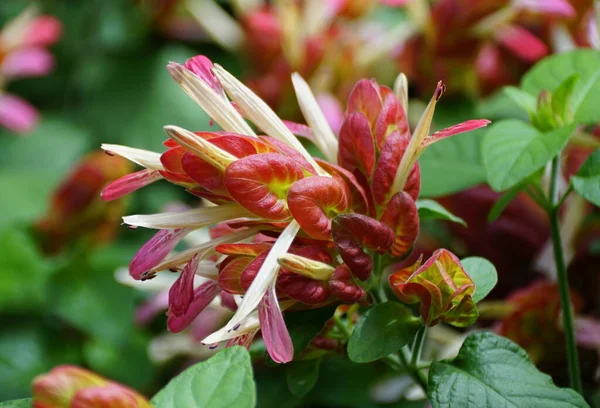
[[348, 302, 421, 363], [487, 183, 525, 222], [503, 86, 536, 114], [416, 199, 467, 226], [522, 50, 600, 125], [0, 399, 32, 408], [572, 148, 600, 206], [285, 306, 336, 357], [461, 257, 497, 303], [482, 120, 576, 191], [428, 332, 589, 408], [152, 347, 256, 408], [0, 228, 52, 312], [286, 358, 321, 397]]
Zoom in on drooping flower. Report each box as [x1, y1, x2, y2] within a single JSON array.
[[32, 365, 151, 408], [0, 7, 62, 133], [36, 151, 132, 253], [102, 53, 489, 363], [389, 248, 478, 327]]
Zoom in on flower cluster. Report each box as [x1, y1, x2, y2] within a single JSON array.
[[0, 7, 61, 133], [32, 365, 151, 408], [102, 54, 489, 363], [395, 0, 593, 96]]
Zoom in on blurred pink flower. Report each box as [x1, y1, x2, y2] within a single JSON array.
[[0, 7, 62, 134]]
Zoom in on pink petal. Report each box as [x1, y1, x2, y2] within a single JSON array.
[[0, 94, 38, 133], [25, 16, 62, 47], [424, 119, 491, 147], [168, 279, 221, 333], [183, 55, 223, 94], [129, 228, 191, 280], [168, 255, 199, 318], [259, 285, 293, 363], [514, 0, 575, 18], [317, 93, 344, 135], [220, 291, 238, 311], [575, 317, 600, 348], [495, 25, 548, 62], [1, 48, 54, 78], [283, 120, 315, 142], [101, 169, 162, 201]]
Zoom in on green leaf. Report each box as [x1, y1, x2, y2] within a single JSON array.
[[285, 306, 336, 357], [551, 74, 580, 123], [461, 257, 497, 303], [428, 332, 589, 408], [482, 120, 576, 191], [0, 399, 32, 408], [487, 183, 525, 222], [152, 347, 256, 408], [348, 302, 421, 363], [503, 86, 536, 114], [286, 358, 321, 397], [0, 228, 52, 312], [522, 50, 600, 125], [572, 148, 600, 206], [417, 199, 467, 226]]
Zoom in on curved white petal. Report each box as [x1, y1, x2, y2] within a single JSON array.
[[213, 64, 328, 176], [101, 144, 163, 170], [223, 220, 300, 331], [291, 73, 338, 164], [122, 205, 255, 229], [167, 62, 256, 136]]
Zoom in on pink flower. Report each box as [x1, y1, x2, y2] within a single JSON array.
[[0, 8, 62, 134]]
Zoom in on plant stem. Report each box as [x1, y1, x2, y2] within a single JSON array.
[[411, 326, 427, 367], [398, 347, 428, 391], [548, 156, 583, 394], [332, 315, 352, 339]]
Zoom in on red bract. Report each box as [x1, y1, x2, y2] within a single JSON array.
[[287, 176, 350, 240], [32, 366, 151, 408], [389, 249, 478, 327], [225, 153, 306, 220], [332, 214, 395, 280], [380, 192, 420, 257]]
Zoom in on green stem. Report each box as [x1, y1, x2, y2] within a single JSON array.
[[332, 315, 352, 339], [548, 156, 583, 394], [411, 326, 427, 367], [398, 347, 428, 391]]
